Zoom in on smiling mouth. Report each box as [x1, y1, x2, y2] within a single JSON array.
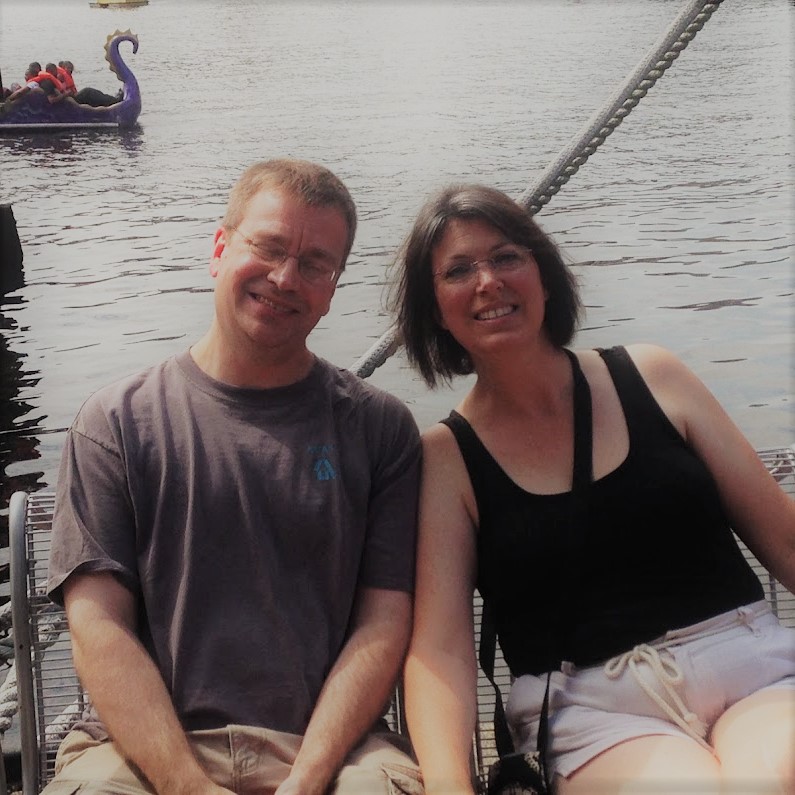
[[476, 306, 515, 321], [250, 292, 294, 314]]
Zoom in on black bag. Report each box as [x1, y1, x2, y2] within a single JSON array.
[[482, 349, 593, 795], [486, 751, 547, 795]]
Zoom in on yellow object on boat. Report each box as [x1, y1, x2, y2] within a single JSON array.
[[90, 0, 148, 8]]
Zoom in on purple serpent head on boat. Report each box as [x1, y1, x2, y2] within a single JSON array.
[[0, 30, 142, 130]]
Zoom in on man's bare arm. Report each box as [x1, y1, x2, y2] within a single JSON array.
[[64, 572, 234, 795], [275, 587, 412, 795]]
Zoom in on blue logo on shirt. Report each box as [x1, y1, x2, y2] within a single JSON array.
[[308, 444, 337, 481]]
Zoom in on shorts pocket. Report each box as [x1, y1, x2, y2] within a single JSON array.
[[42, 785, 149, 795], [381, 762, 424, 795], [40, 785, 83, 795]]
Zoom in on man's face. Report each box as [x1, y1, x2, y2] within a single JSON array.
[[210, 187, 349, 361]]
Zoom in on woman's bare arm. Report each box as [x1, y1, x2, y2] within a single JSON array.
[[404, 425, 480, 795]]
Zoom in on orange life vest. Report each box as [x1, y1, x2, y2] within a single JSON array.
[[56, 67, 76, 94], [32, 72, 65, 92]]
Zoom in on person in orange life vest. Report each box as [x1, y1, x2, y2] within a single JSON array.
[[62, 59, 123, 108], [7, 62, 64, 104], [43, 63, 66, 92], [55, 61, 76, 95]]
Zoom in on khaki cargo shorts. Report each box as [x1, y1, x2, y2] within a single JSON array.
[[41, 724, 423, 794]]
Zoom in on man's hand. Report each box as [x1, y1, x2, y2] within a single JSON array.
[[177, 784, 236, 795], [282, 588, 412, 793], [274, 770, 324, 795]]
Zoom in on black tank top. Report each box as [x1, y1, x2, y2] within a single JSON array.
[[442, 346, 763, 675]]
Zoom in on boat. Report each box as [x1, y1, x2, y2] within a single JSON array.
[[90, 0, 148, 7], [0, 31, 141, 131]]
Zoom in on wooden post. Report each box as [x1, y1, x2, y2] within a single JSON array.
[[0, 204, 24, 297]]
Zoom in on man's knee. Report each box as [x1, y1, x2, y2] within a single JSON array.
[[333, 762, 423, 795], [332, 732, 423, 794], [40, 730, 154, 795]]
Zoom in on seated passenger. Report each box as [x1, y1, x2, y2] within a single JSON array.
[[56, 60, 77, 95], [44, 63, 66, 92], [43, 159, 422, 795], [397, 184, 795, 794], [7, 63, 64, 104], [62, 60, 123, 107]]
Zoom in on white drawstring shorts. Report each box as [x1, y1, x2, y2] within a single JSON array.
[[505, 601, 795, 779]]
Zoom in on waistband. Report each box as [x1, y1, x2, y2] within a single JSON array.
[[596, 601, 772, 751], [661, 600, 771, 642]]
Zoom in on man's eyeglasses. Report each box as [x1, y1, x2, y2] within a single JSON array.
[[433, 245, 533, 286], [229, 227, 340, 285]]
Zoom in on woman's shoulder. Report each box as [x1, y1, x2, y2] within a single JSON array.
[[421, 419, 476, 485], [422, 419, 463, 456], [593, 343, 691, 385]]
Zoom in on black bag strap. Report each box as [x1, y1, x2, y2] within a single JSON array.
[[568, 348, 593, 489], [478, 348, 593, 791]]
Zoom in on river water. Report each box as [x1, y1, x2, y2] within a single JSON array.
[[1, 0, 793, 542]]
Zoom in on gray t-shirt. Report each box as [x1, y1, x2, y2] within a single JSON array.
[[48, 351, 420, 735]]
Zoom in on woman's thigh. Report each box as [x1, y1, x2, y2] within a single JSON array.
[[556, 734, 720, 795], [711, 686, 795, 791]]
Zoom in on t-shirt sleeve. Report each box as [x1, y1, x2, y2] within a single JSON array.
[[47, 395, 139, 606], [358, 393, 421, 593]]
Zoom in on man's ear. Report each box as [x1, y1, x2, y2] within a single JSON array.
[[209, 227, 226, 277]]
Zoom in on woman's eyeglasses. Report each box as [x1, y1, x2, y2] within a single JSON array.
[[433, 245, 533, 286]]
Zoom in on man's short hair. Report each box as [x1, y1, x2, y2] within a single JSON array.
[[222, 159, 357, 269], [391, 183, 582, 388], [28, 62, 42, 77]]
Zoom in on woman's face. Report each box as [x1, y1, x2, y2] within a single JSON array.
[[430, 217, 548, 361]]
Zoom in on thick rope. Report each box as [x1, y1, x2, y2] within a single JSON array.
[[0, 601, 17, 735], [520, 0, 723, 212], [0, 664, 18, 735], [351, 0, 724, 380], [0, 601, 68, 736], [351, 324, 402, 379], [0, 601, 11, 636], [45, 700, 84, 744]]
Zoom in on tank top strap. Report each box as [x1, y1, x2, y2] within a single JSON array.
[[440, 411, 512, 511], [597, 345, 676, 446], [564, 348, 593, 491]]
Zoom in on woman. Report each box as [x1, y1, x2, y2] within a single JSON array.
[[395, 184, 795, 794]]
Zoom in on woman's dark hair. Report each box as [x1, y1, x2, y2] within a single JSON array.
[[390, 184, 582, 387]]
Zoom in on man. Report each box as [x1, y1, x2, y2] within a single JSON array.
[[7, 62, 64, 104], [46, 159, 423, 795]]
